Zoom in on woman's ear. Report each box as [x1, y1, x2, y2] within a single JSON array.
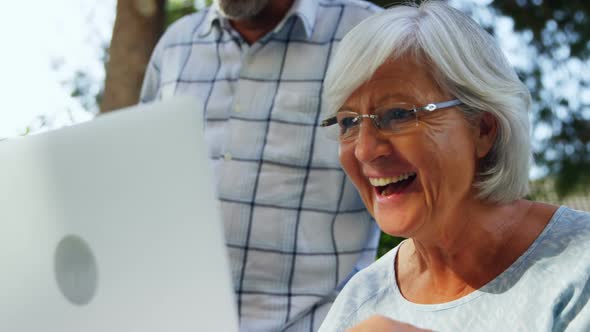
[[475, 112, 497, 158]]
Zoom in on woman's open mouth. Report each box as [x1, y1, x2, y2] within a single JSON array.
[[369, 172, 417, 197]]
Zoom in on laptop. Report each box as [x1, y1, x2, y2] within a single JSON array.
[[0, 97, 239, 332]]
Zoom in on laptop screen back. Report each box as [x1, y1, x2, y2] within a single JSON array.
[[0, 97, 238, 332]]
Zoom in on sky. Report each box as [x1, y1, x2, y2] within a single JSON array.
[[0, 0, 115, 139]]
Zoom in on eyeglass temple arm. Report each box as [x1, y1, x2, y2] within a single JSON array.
[[320, 117, 337, 127], [421, 99, 463, 112]]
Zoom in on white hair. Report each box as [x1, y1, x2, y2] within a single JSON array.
[[324, 0, 532, 204]]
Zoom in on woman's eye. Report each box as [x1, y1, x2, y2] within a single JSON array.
[[338, 116, 358, 130], [386, 108, 413, 119], [381, 108, 414, 126]]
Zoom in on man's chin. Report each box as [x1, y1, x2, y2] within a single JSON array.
[[216, 0, 270, 20]]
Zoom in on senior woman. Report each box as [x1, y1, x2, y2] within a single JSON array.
[[317, 1, 590, 331]]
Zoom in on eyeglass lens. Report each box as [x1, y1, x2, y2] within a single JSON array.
[[336, 105, 417, 139]]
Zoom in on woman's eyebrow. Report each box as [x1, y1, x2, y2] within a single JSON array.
[[335, 93, 415, 115], [336, 106, 355, 113], [373, 93, 414, 106]]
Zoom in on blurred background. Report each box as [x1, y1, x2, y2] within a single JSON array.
[[1, 0, 589, 252]]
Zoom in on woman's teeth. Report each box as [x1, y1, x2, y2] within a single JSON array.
[[369, 172, 416, 187]]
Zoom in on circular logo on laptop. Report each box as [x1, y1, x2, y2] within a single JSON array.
[[54, 235, 99, 306]]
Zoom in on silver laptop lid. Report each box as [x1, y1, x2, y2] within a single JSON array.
[[0, 97, 238, 332]]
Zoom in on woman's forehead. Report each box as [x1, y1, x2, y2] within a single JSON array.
[[373, 57, 442, 93], [342, 58, 445, 108]]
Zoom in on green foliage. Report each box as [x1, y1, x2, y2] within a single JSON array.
[[378, 232, 404, 258], [70, 70, 104, 113], [369, 0, 394, 8], [490, 1, 590, 198], [166, 0, 198, 27], [492, 1, 590, 58]]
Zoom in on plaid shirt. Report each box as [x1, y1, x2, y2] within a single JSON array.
[[140, 0, 381, 330]]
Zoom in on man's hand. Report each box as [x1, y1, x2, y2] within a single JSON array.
[[346, 315, 432, 332]]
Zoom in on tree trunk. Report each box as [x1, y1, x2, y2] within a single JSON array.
[[101, 0, 166, 113]]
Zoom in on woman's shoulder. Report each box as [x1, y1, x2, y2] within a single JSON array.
[[555, 205, 590, 224], [530, 205, 590, 277], [544, 206, 590, 244]]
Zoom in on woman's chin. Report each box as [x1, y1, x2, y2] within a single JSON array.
[[374, 208, 423, 239], [372, 191, 424, 235]]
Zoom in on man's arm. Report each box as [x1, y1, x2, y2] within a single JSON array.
[[139, 45, 163, 103]]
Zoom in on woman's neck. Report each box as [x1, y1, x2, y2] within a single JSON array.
[[395, 199, 556, 304]]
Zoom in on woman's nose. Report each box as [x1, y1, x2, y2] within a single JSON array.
[[354, 120, 392, 163]]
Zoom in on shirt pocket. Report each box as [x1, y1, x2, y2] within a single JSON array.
[[272, 90, 320, 124], [264, 90, 323, 167]]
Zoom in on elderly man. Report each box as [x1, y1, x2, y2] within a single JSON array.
[[140, 0, 382, 330]]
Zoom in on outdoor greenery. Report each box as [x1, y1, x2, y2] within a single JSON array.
[[166, 0, 197, 26]]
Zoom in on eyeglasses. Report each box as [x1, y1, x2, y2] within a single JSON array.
[[320, 99, 463, 141]]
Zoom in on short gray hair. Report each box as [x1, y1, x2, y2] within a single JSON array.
[[324, 0, 532, 203]]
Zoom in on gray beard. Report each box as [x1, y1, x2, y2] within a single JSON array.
[[215, 0, 271, 20]]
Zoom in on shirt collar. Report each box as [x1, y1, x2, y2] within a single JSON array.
[[198, 0, 317, 39]]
